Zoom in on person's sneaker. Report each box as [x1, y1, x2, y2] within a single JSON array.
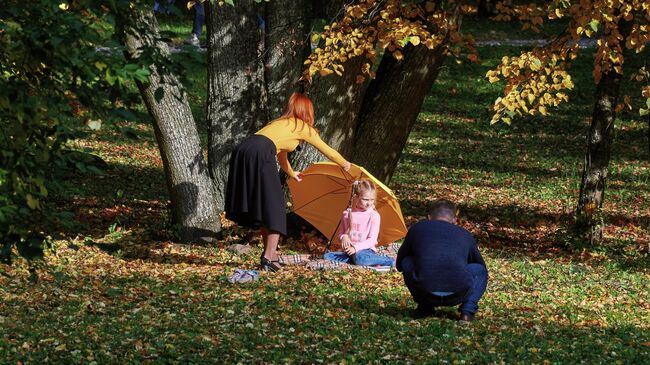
[[460, 313, 474, 322], [183, 33, 200, 47]]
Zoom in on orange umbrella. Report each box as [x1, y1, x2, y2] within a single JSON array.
[[287, 162, 407, 247]]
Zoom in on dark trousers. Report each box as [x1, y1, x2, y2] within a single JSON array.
[[401, 257, 487, 315], [192, 2, 205, 36]]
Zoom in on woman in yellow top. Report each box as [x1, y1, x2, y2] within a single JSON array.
[[225, 92, 351, 272]]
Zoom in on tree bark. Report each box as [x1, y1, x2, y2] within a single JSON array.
[[119, 7, 221, 243], [264, 0, 312, 118], [351, 43, 448, 183], [206, 0, 268, 211], [575, 20, 633, 245]]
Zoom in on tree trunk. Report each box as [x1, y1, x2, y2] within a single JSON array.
[[265, 0, 312, 118], [477, 0, 497, 17], [206, 1, 268, 211], [351, 43, 448, 183], [575, 20, 633, 245], [119, 8, 221, 243]]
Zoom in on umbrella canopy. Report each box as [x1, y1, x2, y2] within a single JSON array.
[[287, 162, 407, 246]]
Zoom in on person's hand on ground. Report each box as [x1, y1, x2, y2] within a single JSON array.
[[343, 161, 351, 172]]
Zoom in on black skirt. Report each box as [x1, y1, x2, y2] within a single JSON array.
[[224, 135, 287, 235]]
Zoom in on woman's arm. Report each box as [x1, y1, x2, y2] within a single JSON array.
[[278, 151, 296, 178], [303, 131, 350, 169]]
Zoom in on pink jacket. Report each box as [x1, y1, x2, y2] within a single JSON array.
[[337, 208, 381, 252]]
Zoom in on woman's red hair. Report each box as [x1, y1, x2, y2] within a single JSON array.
[[279, 92, 315, 131]]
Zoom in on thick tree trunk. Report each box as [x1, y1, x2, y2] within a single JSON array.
[[119, 8, 221, 242], [351, 43, 448, 183], [206, 1, 268, 210], [575, 20, 633, 245], [265, 0, 312, 118]]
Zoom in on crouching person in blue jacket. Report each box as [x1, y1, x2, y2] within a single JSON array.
[[397, 198, 488, 321]]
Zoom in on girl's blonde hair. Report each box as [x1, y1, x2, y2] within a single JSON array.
[[346, 179, 377, 235], [351, 179, 376, 202]]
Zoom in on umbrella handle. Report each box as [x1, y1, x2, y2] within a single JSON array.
[[325, 219, 342, 253]]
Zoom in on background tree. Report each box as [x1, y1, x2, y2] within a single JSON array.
[[485, 0, 649, 245], [117, 3, 222, 243], [303, 0, 469, 182], [0, 1, 153, 262]]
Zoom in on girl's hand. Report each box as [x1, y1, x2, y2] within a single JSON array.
[[344, 245, 356, 256], [341, 235, 351, 248], [292, 172, 303, 182], [342, 161, 351, 172]]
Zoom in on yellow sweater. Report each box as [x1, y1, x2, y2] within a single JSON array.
[[256, 118, 348, 177]]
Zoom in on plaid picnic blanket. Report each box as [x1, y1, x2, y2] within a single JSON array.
[[278, 242, 401, 272]]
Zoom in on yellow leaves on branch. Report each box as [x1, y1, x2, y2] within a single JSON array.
[[303, 0, 474, 82], [488, 48, 574, 125], [489, 0, 650, 123]]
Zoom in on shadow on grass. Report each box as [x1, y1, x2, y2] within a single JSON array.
[[83, 232, 246, 269], [459, 202, 649, 271]]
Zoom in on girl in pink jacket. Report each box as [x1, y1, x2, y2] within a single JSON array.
[[323, 180, 394, 267]]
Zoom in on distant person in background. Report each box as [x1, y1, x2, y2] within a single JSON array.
[[396, 198, 488, 321], [184, 1, 205, 47], [153, 0, 175, 14]]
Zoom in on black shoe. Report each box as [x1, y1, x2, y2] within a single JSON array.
[[412, 304, 436, 319], [460, 312, 474, 322], [260, 256, 281, 272]]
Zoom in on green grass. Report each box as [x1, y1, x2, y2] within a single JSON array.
[[2, 23, 650, 364]]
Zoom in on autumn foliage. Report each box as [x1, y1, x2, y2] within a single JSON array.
[[487, 0, 649, 123], [303, 0, 478, 83]]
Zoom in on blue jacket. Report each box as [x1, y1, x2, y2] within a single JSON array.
[[396, 219, 486, 293]]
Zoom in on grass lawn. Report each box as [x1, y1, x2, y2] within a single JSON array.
[[1, 32, 649, 364]]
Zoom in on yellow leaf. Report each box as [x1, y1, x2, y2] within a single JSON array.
[[410, 36, 421, 46], [527, 94, 535, 104], [539, 106, 548, 115], [488, 75, 500, 83], [393, 50, 403, 61], [319, 68, 334, 77], [58, 3, 69, 10]]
